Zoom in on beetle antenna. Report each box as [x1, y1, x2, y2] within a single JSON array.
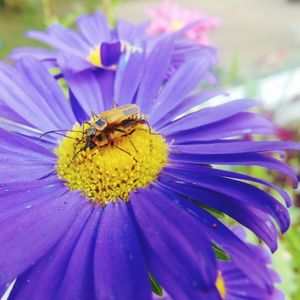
[[67, 145, 87, 168], [39, 129, 82, 139], [114, 128, 137, 153]]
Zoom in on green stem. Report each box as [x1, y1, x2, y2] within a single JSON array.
[[43, 0, 53, 25], [102, 0, 113, 24]]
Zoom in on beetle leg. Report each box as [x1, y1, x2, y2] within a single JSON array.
[[114, 128, 137, 153]]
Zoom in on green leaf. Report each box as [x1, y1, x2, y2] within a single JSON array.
[[192, 201, 225, 219], [150, 273, 163, 296], [213, 244, 230, 261]]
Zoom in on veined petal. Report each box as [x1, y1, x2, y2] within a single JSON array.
[[130, 189, 219, 300], [155, 183, 274, 292], [76, 12, 111, 46], [170, 152, 298, 186], [158, 173, 279, 251], [15, 57, 76, 128], [135, 35, 174, 114], [9, 203, 93, 300], [163, 168, 290, 234], [0, 58, 76, 130], [166, 112, 275, 142], [62, 69, 105, 120], [0, 178, 67, 221], [9, 47, 57, 62], [167, 163, 292, 207], [151, 90, 224, 130], [114, 44, 146, 106], [47, 25, 90, 52], [170, 140, 300, 155], [0, 191, 86, 286], [55, 207, 103, 300], [94, 201, 151, 300], [26, 30, 85, 58], [159, 99, 258, 135], [149, 58, 210, 125]]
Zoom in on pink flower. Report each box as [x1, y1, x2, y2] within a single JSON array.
[[146, 0, 220, 45]]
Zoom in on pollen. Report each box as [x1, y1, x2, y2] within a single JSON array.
[[216, 271, 226, 298], [87, 46, 102, 67], [55, 124, 168, 206]]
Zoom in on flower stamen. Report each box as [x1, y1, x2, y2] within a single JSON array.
[[55, 123, 168, 205], [216, 271, 226, 298]]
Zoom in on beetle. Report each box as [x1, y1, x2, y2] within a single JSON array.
[[82, 104, 147, 148], [69, 105, 149, 165]]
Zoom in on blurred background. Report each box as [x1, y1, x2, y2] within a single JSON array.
[[1, 0, 300, 299], [1, 0, 300, 80]]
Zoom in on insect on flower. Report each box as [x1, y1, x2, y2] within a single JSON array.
[[72, 104, 149, 164]]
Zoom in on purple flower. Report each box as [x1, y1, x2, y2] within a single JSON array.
[[9, 12, 218, 81], [9, 12, 147, 73], [153, 227, 284, 300], [0, 38, 298, 299], [217, 227, 284, 300]]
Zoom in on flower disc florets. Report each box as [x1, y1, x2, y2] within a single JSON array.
[[55, 123, 168, 205]]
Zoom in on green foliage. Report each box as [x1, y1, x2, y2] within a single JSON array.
[[150, 273, 163, 296], [274, 209, 300, 300], [213, 244, 230, 261]]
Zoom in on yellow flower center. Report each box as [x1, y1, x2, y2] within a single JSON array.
[[216, 271, 226, 298], [55, 123, 168, 206], [170, 20, 185, 31], [87, 46, 103, 68]]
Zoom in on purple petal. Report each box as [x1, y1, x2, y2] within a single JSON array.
[[163, 167, 290, 235], [167, 112, 275, 142], [47, 25, 90, 52], [0, 283, 10, 299], [116, 20, 134, 40], [168, 163, 292, 207], [152, 90, 224, 130], [94, 69, 115, 110], [135, 35, 174, 114], [69, 90, 89, 123], [159, 99, 258, 135], [114, 45, 146, 106], [0, 128, 54, 158], [170, 152, 298, 187], [155, 183, 274, 292], [76, 13, 111, 46], [62, 69, 105, 118], [0, 102, 31, 126], [55, 207, 103, 300], [8, 203, 94, 299], [149, 58, 210, 125], [56, 51, 93, 73], [100, 41, 123, 67], [15, 57, 76, 128], [130, 189, 220, 299], [0, 63, 57, 130], [26, 30, 85, 58], [9, 47, 57, 62], [0, 178, 67, 222], [158, 173, 279, 251], [170, 140, 300, 155], [0, 59, 76, 131], [94, 201, 151, 300], [116, 20, 148, 42], [0, 190, 86, 286]]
